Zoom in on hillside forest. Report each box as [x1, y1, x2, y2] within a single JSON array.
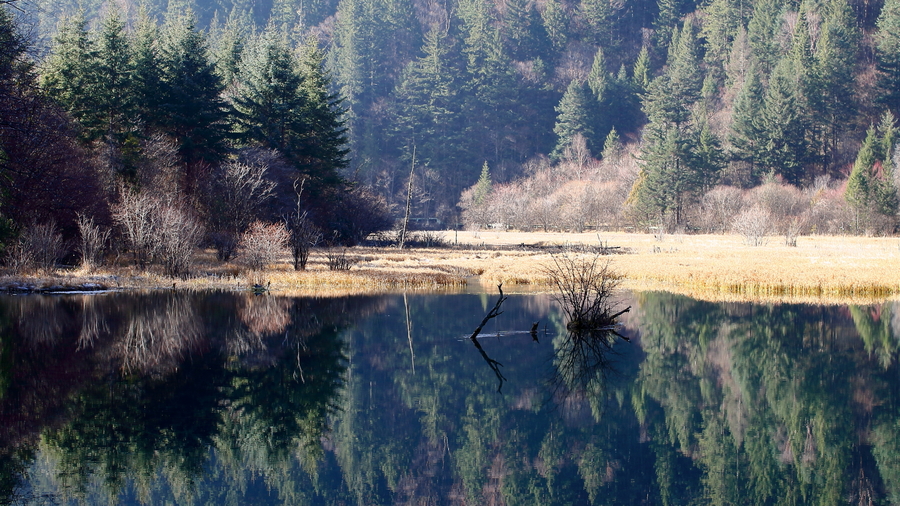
[[2, 0, 900, 272]]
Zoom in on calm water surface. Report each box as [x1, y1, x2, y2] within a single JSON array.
[[1, 290, 899, 505]]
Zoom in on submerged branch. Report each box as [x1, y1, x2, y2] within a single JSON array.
[[469, 284, 509, 392]]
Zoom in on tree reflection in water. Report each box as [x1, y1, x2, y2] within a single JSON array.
[[2, 292, 900, 505], [0, 292, 382, 505]]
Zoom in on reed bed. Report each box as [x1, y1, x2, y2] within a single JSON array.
[[3, 231, 899, 302]]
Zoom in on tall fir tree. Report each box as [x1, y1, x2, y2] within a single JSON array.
[[552, 79, 595, 160], [876, 0, 900, 116], [729, 63, 765, 176], [40, 13, 101, 143], [158, 13, 229, 187], [757, 58, 810, 185]]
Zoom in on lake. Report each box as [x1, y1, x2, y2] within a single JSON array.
[[1, 290, 898, 505]]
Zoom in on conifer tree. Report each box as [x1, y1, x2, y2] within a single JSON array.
[[876, 0, 900, 116], [757, 59, 810, 185], [552, 79, 594, 160], [579, 0, 612, 47], [632, 45, 652, 92], [541, 0, 568, 52], [729, 64, 765, 174], [131, 10, 165, 133], [747, 0, 780, 74], [158, 14, 229, 172], [40, 13, 101, 143]]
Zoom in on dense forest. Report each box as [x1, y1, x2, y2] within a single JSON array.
[[2, 0, 900, 270]]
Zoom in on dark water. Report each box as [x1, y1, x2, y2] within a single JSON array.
[[1, 290, 899, 505]]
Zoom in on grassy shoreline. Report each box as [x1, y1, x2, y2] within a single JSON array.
[[3, 231, 899, 303]]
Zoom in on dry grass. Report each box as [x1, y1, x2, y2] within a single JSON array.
[[3, 231, 900, 302]]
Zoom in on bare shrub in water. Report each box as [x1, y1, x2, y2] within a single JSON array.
[[544, 250, 625, 330]]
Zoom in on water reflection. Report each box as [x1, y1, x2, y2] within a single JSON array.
[[1, 291, 899, 505]]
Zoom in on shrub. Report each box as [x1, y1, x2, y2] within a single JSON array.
[[732, 205, 772, 246], [7, 222, 66, 273], [237, 221, 289, 271], [544, 249, 626, 330], [153, 203, 204, 278], [77, 213, 110, 271]]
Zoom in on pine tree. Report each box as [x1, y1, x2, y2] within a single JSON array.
[[295, 37, 350, 188], [876, 0, 900, 116], [579, 0, 612, 47], [846, 127, 879, 227], [474, 161, 492, 205], [40, 13, 101, 143], [552, 79, 594, 159], [812, 0, 858, 168], [747, 0, 780, 74], [757, 59, 809, 185], [632, 45, 652, 92], [601, 127, 621, 161], [541, 0, 568, 52], [729, 64, 765, 173], [131, 10, 165, 133], [158, 13, 229, 172], [94, 8, 138, 174]]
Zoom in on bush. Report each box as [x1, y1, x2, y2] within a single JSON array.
[[732, 205, 772, 246], [237, 221, 289, 271], [154, 203, 204, 278], [544, 249, 625, 330], [6, 222, 66, 273], [77, 213, 110, 271]]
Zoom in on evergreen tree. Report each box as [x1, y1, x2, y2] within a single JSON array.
[[158, 13, 229, 174], [295, 37, 350, 188], [131, 10, 166, 133], [846, 127, 880, 227], [747, 0, 780, 74], [729, 64, 765, 175], [876, 0, 900, 116], [632, 45, 652, 92], [812, 0, 858, 168], [474, 161, 492, 206], [541, 0, 568, 52], [40, 13, 101, 143], [757, 59, 810, 185], [579, 0, 613, 47], [552, 79, 594, 160], [393, 27, 468, 207]]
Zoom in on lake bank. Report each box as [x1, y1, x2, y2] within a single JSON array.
[[3, 231, 899, 302]]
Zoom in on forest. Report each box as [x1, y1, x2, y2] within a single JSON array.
[[2, 0, 900, 272]]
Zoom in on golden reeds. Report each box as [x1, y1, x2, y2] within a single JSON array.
[[3, 232, 899, 302]]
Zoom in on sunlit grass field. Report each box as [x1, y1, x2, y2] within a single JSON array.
[[2, 230, 899, 302]]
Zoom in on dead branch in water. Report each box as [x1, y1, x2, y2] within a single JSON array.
[[469, 284, 509, 392]]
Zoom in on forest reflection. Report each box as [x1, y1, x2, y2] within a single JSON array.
[[1, 291, 899, 505]]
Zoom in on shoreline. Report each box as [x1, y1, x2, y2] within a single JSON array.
[[3, 231, 899, 303]]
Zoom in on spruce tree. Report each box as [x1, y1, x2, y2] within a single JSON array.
[[541, 0, 568, 52], [158, 13, 229, 172], [579, 0, 612, 47], [757, 59, 809, 185], [729, 64, 765, 173], [40, 13, 101, 143], [876, 0, 900, 116], [131, 10, 165, 133], [552, 79, 594, 160], [747, 0, 780, 74]]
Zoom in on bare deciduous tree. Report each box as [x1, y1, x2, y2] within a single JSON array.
[[732, 205, 772, 246], [206, 159, 276, 260], [7, 221, 66, 273]]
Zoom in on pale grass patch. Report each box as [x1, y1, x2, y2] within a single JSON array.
[[4, 233, 900, 302]]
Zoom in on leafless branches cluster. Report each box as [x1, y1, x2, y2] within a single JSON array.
[[76, 213, 110, 271], [544, 249, 628, 331], [113, 187, 204, 277], [7, 221, 65, 273], [237, 221, 289, 271]]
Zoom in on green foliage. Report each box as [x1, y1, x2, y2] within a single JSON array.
[[553, 79, 595, 160], [877, 0, 900, 116], [474, 161, 492, 206]]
